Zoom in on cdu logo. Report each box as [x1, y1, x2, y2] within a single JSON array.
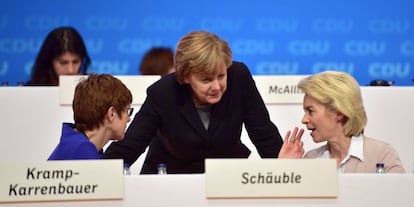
[[368, 19, 410, 34], [312, 62, 355, 74], [232, 39, 275, 55], [312, 19, 353, 33], [368, 62, 411, 78], [255, 61, 299, 74], [91, 60, 129, 74], [0, 38, 42, 53], [256, 18, 298, 33], [118, 38, 163, 54], [24, 16, 69, 30], [344, 41, 386, 56], [288, 40, 330, 55]]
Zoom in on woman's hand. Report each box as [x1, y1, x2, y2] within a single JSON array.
[[278, 127, 304, 159]]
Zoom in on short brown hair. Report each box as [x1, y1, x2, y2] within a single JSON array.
[[174, 31, 232, 84], [73, 73, 132, 132]]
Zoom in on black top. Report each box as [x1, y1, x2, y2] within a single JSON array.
[[104, 61, 283, 174]]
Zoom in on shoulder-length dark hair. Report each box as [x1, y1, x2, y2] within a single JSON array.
[[26, 26, 91, 86]]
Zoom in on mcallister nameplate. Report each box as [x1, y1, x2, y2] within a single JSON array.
[[205, 159, 337, 198]]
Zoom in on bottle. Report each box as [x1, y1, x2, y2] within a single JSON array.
[[376, 163, 385, 174], [123, 163, 131, 175], [157, 163, 167, 175]]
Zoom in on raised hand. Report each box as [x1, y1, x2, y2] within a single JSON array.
[[278, 127, 304, 159]]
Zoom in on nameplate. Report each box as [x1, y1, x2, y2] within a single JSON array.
[[254, 75, 307, 104], [0, 160, 124, 203], [59, 75, 307, 105], [205, 159, 337, 198]]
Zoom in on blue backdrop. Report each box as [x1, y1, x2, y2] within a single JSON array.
[[1, 0, 413, 85]]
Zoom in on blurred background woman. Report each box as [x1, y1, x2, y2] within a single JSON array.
[[26, 26, 91, 86]]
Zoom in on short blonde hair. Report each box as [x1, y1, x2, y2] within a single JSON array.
[[298, 71, 367, 137], [174, 31, 232, 84]]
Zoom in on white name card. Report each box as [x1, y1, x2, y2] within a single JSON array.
[[59, 75, 307, 105], [0, 160, 124, 203], [254, 75, 307, 104], [205, 159, 337, 198]]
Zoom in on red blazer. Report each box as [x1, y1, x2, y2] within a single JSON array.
[[105, 61, 283, 174]]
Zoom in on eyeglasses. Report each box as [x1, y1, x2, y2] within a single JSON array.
[[126, 107, 134, 116]]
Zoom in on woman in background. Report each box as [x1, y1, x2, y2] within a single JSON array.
[[139, 47, 175, 76], [26, 26, 91, 86]]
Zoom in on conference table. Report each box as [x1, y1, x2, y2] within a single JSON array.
[[1, 79, 414, 206], [1, 174, 413, 207]]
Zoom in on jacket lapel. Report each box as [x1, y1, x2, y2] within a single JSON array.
[[177, 85, 208, 139], [207, 91, 229, 135]]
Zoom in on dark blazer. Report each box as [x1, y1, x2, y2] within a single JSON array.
[[105, 61, 283, 174]]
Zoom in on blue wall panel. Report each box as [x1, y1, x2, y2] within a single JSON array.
[[0, 0, 413, 85]]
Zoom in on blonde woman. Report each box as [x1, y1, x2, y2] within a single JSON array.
[[298, 71, 405, 173], [105, 31, 303, 174]]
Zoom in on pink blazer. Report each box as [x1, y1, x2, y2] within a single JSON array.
[[303, 136, 405, 173]]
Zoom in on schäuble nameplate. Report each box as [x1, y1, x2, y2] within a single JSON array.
[[205, 159, 337, 198]]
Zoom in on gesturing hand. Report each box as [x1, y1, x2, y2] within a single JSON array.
[[278, 127, 304, 159]]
